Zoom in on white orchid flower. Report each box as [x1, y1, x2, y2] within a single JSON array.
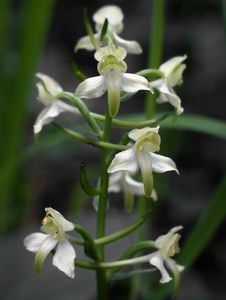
[[150, 55, 187, 114], [75, 45, 152, 117], [34, 73, 79, 134], [108, 127, 178, 197], [24, 207, 76, 278], [109, 171, 157, 211], [149, 226, 184, 285], [75, 5, 142, 54]]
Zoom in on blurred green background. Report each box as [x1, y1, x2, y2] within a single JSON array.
[[0, 0, 226, 299]]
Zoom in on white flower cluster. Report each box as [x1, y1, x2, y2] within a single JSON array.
[[25, 5, 187, 285]]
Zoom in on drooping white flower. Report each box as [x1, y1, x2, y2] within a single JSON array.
[[24, 207, 76, 278], [108, 127, 178, 197], [34, 73, 79, 134], [109, 171, 157, 211], [75, 45, 152, 117], [149, 226, 184, 285], [75, 5, 142, 54], [150, 55, 187, 114]]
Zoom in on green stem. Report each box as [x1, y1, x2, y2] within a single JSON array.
[[53, 123, 126, 151], [96, 101, 113, 300], [57, 92, 102, 137], [145, 0, 165, 118]]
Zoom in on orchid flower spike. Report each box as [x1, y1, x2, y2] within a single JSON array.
[[108, 126, 178, 197], [75, 45, 152, 117], [109, 171, 157, 211], [75, 5, 142, 54], [150, 55, 187, 115], [34, 73, 79, 134], [24, 207, 76, 278], [149, 226, 184, 287]]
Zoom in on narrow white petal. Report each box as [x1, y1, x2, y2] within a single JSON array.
[[36, 73, 63, 95], [75, 75, 105, 99], [149, 78, 165, 89], [137, 148, 153, 197], [168, 64, 186, 87], [33, 101, 74, 134], [74, 35, 96, 52], [53, 239, 76, 278], [35, 235, 57, 274], [165, 258, 184, 290], [45, 207, 74, 232], [170, 226, 183, 234], [24, 233, 48, 253], [107, 147, 138, 174], [114, 34, 142, 54], [151, 153, 179, 174], [159, 55, 187, 77], [124, 173, 145, 196], [149, 251, 172, 283], [156, 82, 184, 114], [122, 73, 152, 93], [93, 5, 123, 34], [108, 172, 123, 193]]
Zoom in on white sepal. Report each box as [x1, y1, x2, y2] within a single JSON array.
[[122, 73, 152, 93], [53, 239, 76, 278], [24, 233, 47, 253], [107, 147, 138, 174], [151, 153, 179, 174], [75, 75, 105, 99]]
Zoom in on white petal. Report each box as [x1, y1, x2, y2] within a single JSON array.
[[33, 101, 76, 134], [170, 226, 183, 234], [159, 55, 187, 77], [75, 75, 105, 99], [93, 5, 124, 33], [165, 258, 184, 289], [137, 148, 153, 197], [107, 147, 138, 174], [122, 73, 152, 93], [151, 153, 179, 174], [156, 82, 184, 114], [124, 173, 145, 196], [168, 64, 186, 87], [36, 73, 63, 96], [45, 207, 74, 232], [53, 239, 76, 278], [149, 251, 172, 283], [74, 35, 96, 52], [108, 172, 123, 193], [128, 126, 159, 142], [24, 233, 48, 253], [36, 82, 53, 106], [35, 235, 57, 274], [114, 33, 142, 54]]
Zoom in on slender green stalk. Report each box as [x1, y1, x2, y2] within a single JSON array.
[[58, 92, 102, 137], [96, 101, 113, 300], [145, 0, 165, 118], [54, 123, 126, 151]]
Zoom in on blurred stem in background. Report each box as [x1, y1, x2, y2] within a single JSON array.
[[0, 0, 55, 235], [130, 1, 165, 299]]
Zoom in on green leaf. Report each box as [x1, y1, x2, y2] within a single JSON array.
[[161, 114, 226, 139], [100, 18, 108, 41]]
